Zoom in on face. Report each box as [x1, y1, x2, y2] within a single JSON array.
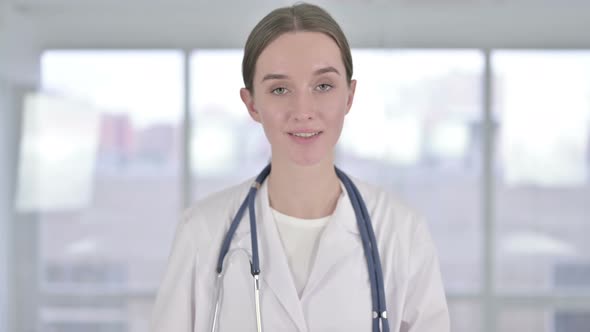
[[240, 31, 356, 167]]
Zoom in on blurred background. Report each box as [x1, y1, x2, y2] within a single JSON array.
[[1, 0, 589, 331]]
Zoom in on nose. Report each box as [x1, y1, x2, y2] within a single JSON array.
[[291, 91, 315, 121]]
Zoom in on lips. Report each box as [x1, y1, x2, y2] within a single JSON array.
[[289, 131, 322, 138], [287, 130, 323, 144], [287, 129, 323, 135]]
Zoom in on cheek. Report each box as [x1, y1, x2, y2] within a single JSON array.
[[256, 100, 287, 134], [319, 94, 348, 121], [325, 96, 349, 142]]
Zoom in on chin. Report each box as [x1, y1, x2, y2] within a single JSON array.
[[288, 151, 333, 168], [270, 141, 335, 168]]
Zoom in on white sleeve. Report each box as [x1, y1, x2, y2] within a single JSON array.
[[401, 217, 450, 332], [150, 211, 198, 332]]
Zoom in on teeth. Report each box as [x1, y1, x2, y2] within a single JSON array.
[[292, 132, 320, 138]]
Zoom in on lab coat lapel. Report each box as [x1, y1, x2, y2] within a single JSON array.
[[256, 181, 308, 332], [301, 180, 362, 299]]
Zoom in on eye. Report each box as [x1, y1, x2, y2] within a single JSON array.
[[271, 87, 288, 95], [316, 83, 333, 92]]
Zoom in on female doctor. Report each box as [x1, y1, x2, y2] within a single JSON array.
[[150, 3, 450, 332]]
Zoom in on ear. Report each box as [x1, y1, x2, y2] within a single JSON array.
[[240, 88, 261, 123], [345, 79, 357, 115]]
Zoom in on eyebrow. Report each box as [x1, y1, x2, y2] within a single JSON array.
[[314, 66, 341, 76], [261, 66, 341, 82]]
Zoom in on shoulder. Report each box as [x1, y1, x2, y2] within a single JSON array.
[[349, 175, 418, 223], [348, 175, 431, 247], [178, 177, 255, 244], [186, 178, 253, 220], [347, 176, 441, 281]]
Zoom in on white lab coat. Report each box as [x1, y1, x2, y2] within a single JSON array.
[[150, 175, 450, 332]]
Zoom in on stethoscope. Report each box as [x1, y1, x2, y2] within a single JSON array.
[[210, 164, 390, 332]]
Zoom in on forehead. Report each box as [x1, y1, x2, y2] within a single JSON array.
[[255, 31, 344, 78]]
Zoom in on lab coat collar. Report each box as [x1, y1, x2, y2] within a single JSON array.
[[333, 178, 361, 235]]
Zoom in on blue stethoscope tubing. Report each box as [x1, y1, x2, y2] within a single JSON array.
[[213, 164, 390, 332]]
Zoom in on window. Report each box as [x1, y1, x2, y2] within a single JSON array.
[[493, 51, 590, 293], [493, 50, 590, 331], [25, 50, 184, 331]]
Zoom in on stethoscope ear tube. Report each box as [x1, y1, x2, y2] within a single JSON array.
[[249, 187, 261, 276], [216, 195, 249, 274], [336, 168, 390, 332], [216, 165, 271, 274], [352, 179, 390, 332]]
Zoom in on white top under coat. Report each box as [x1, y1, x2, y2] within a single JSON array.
[[271, 207, 331, 298]]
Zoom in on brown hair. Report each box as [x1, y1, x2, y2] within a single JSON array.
[[242, 2, 353, 92]]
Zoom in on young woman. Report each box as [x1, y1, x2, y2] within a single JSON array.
[[150, 3, 449, 332]]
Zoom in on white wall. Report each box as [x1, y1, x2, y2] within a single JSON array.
[[0, 79, 20, 332], [14, 1, 590, 50], [0, 4, 38, 82], [0, 3, 39, 332], [0, 4, 11, 323], [0, 79, 10, 332]]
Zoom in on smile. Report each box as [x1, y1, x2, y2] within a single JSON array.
[[289, 132, 321, 138]]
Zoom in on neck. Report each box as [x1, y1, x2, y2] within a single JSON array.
[[267, 158, 341, 220]]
